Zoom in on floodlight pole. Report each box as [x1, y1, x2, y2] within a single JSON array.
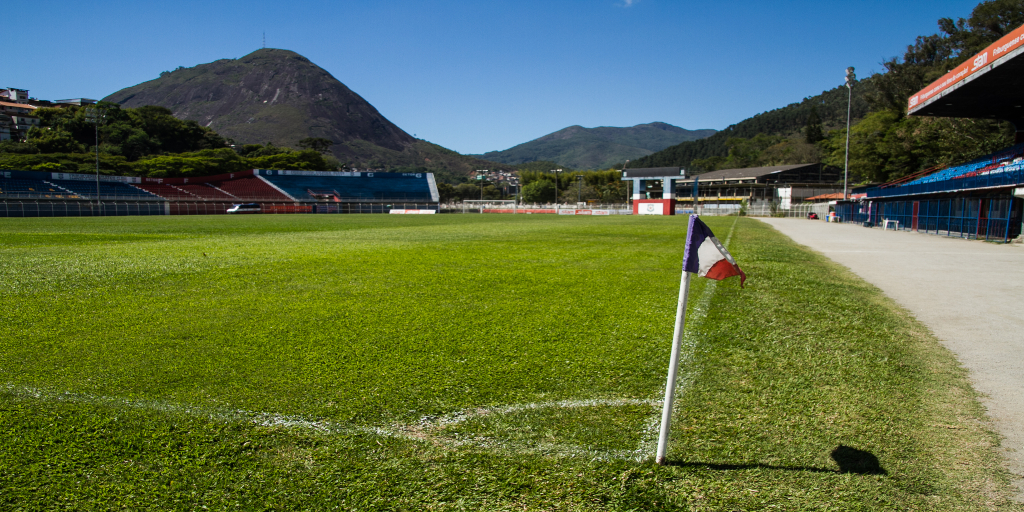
[[551, 169, 562, 206], [95, 119, 100, 206], [85, 106, 106, 209], [844, 67, 855, 201], [476, 170, 486, 201]]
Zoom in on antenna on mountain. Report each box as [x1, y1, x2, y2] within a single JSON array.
[[262, 32, 266, 49]]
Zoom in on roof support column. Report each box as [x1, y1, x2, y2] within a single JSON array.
[[663, 178, 675, 200], [632, 178, 644, 201]]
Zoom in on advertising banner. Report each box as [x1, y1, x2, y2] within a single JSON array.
[[909, 22, 1024, 111]]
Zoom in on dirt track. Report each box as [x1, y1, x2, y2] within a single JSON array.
[[758, 217, 1024, 499]]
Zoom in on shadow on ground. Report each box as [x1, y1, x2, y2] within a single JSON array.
[[665, 445, 887, 476]]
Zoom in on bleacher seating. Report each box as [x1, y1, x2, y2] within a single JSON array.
[[215, 177, 291, 200], [47, 179, 161, 199], [261, 174, 433, 202], [903, 143, 1024, 186], [175, 183, 237, 200], [0, 177, 79, 198], [133, 183, 202, 200]]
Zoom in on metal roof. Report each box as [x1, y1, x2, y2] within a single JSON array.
[[908, 23, 1024, 120], [694, 163, 817, 181], [0, 101, 37, 110]]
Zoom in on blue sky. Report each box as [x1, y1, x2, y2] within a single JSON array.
[[11, 0, 981, 154]]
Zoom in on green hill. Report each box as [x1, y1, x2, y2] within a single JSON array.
[[477, 122, 715, 170], [103, 49, 506, 178], [628, 83, 872, 172]]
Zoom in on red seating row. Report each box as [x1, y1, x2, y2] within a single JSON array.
[[216, 177, 290, 200], [133, 183, 202, 200], [177, 184, 237, 200], [131, 179, 288, 201]]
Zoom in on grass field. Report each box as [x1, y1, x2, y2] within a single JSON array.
[[0, 214, 1021, 510]]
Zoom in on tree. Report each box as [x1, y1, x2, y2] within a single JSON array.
[[522, 180, 555, 203], [247, 149, 331, 172], [298, 137, 335, 154], [453, 183, 479, 201], [805, 107, 824, 143], [436, 182, 457, 203], [27, 127, 86, 154]]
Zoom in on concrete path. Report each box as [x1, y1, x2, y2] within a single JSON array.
[[757, 218, 1024, 498]]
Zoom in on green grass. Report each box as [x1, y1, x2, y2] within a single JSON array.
[[0, 214, 1019, 511]]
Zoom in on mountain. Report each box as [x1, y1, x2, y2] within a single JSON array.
[[628, 81, 873, 172], [103, 48, 502, 176], [476, 122, 716, 170]]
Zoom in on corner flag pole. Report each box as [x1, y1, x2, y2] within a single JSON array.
[[656, 269, 692, 465], [655, 214, 744, 465]]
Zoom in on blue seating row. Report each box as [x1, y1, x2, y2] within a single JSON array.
[[47, 179, 160, 199], [904, 143, 1024, 186], [262, 175, 434, 201]]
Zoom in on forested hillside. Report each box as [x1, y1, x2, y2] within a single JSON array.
[[631, 0, 1022, 184], [478, 123, 715, 170], [628, 81, 871, 172], [0, 103, 336, 177]]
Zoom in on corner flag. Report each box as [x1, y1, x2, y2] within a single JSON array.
[[657, 215, 745, 465], [683, 215, 746, 287]]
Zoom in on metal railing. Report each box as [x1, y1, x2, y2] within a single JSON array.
[[868, 165, 1024, 198], [834, 197, 1022, 242]]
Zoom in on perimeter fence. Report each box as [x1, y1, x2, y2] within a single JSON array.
[[0, 200, 440, 217], [835, 197, 1022, 242]]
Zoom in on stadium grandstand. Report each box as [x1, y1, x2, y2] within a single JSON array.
[[689, 163, 842, 207], [0, 169, 439, 217], [837, 22, 1024, 242]]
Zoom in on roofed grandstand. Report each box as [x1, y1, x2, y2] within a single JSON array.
[[0, 168, 440, 217], [839, 21, 1024, 242]]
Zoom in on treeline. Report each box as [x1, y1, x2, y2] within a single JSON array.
[[518, 169, 626, 203], [0, 103, 336, 177], [631, 0, 1021, 184], [433, 168, 627, 204]]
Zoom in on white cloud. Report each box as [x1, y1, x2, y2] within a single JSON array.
[[621, 0, 639, 6]]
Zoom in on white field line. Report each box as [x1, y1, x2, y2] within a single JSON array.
[[1, 383, 660, 460], [635, 216, 741, 459], [1, 218, 743, 462]]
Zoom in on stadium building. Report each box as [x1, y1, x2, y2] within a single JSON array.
[[687, 163, 842, 210], [836, 23, 1024, 242], [0, 169, 439, 217], [622, 164, 842, 215]]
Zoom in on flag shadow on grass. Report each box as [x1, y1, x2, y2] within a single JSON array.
[[663, 445, 887, 476]]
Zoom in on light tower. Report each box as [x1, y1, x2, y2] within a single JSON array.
[[844, 66, 855, 201], [85, 106, 107, 209]]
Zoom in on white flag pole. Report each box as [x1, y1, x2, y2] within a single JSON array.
[[656, 270, 692, 465]]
